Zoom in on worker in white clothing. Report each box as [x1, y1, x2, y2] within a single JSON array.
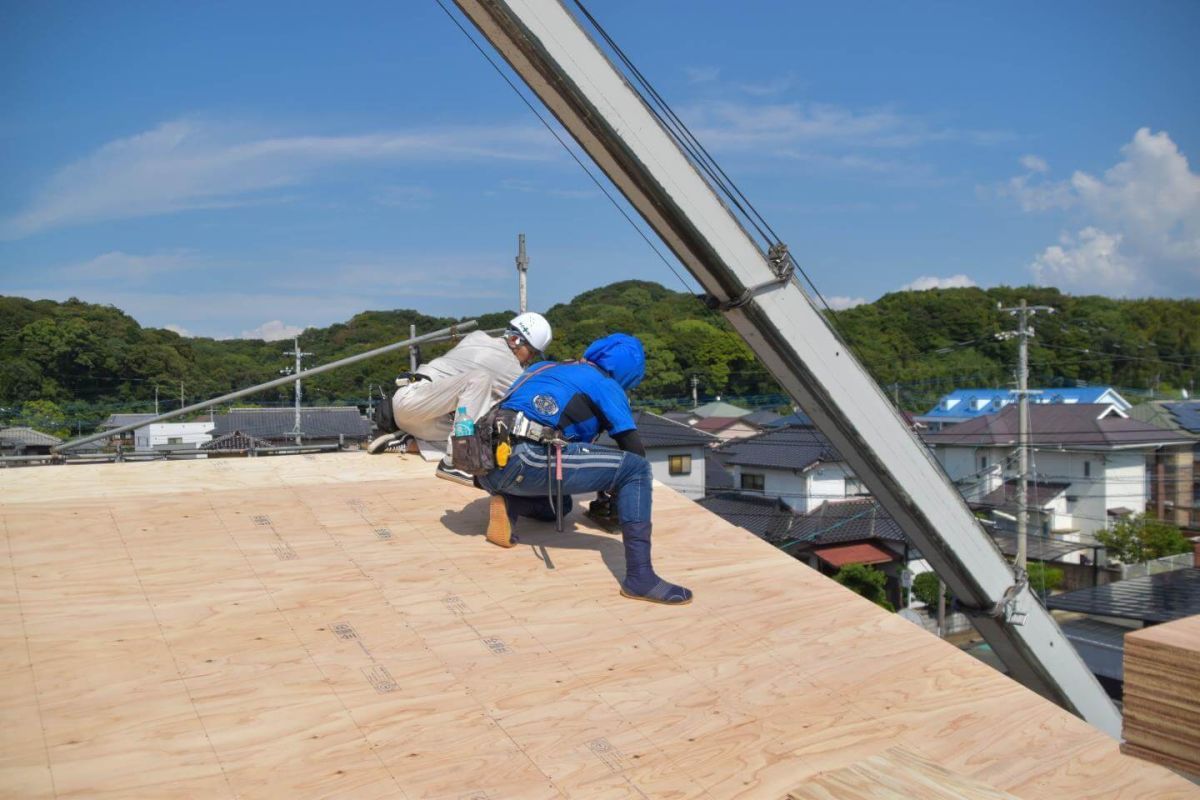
[[368, 312, 553, 485]]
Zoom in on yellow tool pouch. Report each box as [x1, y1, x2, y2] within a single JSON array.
[[495, 440, 512, 467]]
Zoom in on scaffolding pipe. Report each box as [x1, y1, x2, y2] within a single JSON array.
[[53, 321, 478, 453]]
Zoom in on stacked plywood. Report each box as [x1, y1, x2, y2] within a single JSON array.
[[1123, 614, 1200, 778]]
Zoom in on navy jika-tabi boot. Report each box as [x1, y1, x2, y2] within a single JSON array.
[[618, 521, 692, 605]]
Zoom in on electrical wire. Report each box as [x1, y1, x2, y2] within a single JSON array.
[[430, 0, 701, 301]]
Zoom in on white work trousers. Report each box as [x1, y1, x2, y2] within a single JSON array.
[[390, 371, 493, 448]]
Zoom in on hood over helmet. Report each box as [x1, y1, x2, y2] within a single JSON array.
[[583, 333, 645, 390]]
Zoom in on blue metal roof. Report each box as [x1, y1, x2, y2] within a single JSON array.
[[918, 386, 1130, 422]]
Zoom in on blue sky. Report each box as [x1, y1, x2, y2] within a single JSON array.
[[2, 0, 1197, 340]]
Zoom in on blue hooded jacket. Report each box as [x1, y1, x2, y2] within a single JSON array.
[[583, 334, 645, 390], [501, 333, 645, 441]]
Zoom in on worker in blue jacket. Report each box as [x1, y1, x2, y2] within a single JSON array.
[[477, 333, 692, 605]]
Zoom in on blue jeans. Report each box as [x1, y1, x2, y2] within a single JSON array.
[[478, 441, 652, 524]]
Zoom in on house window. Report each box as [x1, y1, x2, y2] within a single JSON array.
[[740, 473, 765, 492], [1083, 461, 1091, 478], [668, 454, 692, 476], [980, 455, 989, 471], [168, 437, 183, 444]]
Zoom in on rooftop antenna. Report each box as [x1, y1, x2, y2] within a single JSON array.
[[516, 233, 529, 313]]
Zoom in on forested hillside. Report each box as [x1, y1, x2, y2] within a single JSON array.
[[2, 283, 1197, 434]]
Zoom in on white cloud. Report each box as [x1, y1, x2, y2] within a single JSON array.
[[1, 118, 554, 238], [686, 101, 1004, 152], [163, 324, 192, 337], [240, 320, 305, 341], [685, 66, 720, 84], [1030, 227, 1139, 296], [901, 274, 977, 291], [826, 295, 868, 310], [1012, 128, 1200, 295], [59, 250, 198, 281], [734, 73, 799, 98], [1019, 154, 1049, 173], [999, 155, 1075, 212]]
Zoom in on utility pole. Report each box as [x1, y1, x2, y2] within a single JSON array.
[[179, 381, 184, 410], [515, 233, 529, 313], [409, 324, 418, 373], [282, 337, 313, 445], [691, 375, 699, 409], [154, 385, 159, 415], [999, 299, 1055, 569]]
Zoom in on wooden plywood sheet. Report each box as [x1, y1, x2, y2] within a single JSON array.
[[2, 453, 1197, 799], [1122, 614, 1200, 778]]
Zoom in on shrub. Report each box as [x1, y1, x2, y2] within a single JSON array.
[[912, 571, 953, 607], [833, 563, 894, 611], [1025, 561, 1063, 593]]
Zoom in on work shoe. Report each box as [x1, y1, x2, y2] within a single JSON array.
[[485, 494, 519, 548], [619, 521, 693, 605], [367, 432, 413, 455], [435, 460, 476, 487]]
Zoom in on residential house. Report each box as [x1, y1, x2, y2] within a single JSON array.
[[599, 410, 718, 499], [1128, 400, 1200, 533], [712, 426, 867, 512], [99, 413, 156, 447], [692, 416, 760, 442], [916, 386, 1131, 430], [213, 407, 372, 447], [922, 404, 1193, 541], [0, 427, 61, 456], [782, 497, 915, 609], [134, 421, 215, 452]]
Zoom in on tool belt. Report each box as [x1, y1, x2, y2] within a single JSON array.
[[449, 362, 562, 476]]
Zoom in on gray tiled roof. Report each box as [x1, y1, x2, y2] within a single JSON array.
[[214, 407, 370, 440], [0, 427, 62, 447], [742, 409, 783, 428], [764, 410, 814, 428], [922, 404, 1192, 449], [786, 498, 906, 546], [597, 410, 718, 449], [202, 430, 276, 451], [100, 413, 156, 429], [716, 426, 841, 471], [697, 492, 796, 540]]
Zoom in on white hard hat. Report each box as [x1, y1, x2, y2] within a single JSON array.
[[508, 312, 553, 353]]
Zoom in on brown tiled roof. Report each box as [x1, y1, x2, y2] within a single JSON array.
[[922, 404, 1192, 449]]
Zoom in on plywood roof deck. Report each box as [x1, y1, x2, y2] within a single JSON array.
[[2, 453, 1196, 799]]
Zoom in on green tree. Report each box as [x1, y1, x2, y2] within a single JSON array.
[[833, 563, 895, 611], [17, 399, 69, 438], [1097, 514, 1191, 564], [912, 571, 954, 607]]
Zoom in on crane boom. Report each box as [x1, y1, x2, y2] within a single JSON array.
[[451, 0, 1121, 736]]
